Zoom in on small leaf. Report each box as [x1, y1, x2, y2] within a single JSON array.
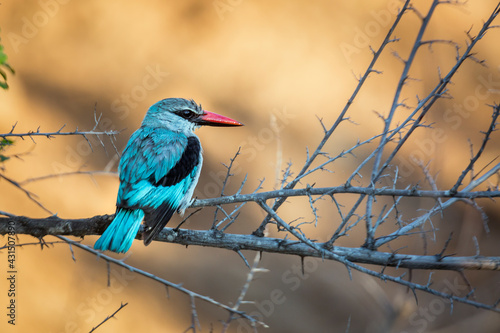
[[4, 63, 14, 74], [0, 138, 14, 149], [0, 45, 6, 64]]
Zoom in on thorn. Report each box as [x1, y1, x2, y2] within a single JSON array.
[[235, 249, 251, 269]]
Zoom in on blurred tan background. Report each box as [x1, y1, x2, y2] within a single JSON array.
[[1, 0, 500, 332]]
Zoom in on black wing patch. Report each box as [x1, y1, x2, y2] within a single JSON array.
[[143, 202, 176, 245], [143, 136, 201, 245], [150, 136, 201, 187]]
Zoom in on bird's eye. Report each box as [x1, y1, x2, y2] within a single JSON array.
[[179, 110, 196, 120]]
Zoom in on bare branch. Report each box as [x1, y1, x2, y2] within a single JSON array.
[[0, 173, 53, 214], [450, 104, 500, 193], [2, 215, 499, 273], [222, 253, 267, 332], [0, 127, 120, 140], [88, 302, 128, 333]]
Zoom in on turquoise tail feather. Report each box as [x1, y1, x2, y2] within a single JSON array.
[[94, 209, 145, 253]]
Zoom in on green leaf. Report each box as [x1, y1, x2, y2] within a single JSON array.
[[0, 45, 6, 64], [0, 139, 13, 163], [0, 31, 15, 90], [4, 63, 14, 74], [0, 138, 14, 149]]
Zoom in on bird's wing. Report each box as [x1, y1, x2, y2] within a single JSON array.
[[116, 127, 201, 245]]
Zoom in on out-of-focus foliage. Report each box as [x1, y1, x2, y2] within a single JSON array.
[[0, 138, 13, 162], [0, 30, 14, 90]]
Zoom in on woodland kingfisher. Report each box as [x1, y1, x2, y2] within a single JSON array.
[[94, 98, 243, 253]]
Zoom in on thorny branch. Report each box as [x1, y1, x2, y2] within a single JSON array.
[[2, 216, 499, 315], [253, 0, 413, 236], [0, 109, 121, 156], [0, 117, 121, 214], [88, 302, 128, 333], [0, 126, 119, 140], [222, 254, 268, 333], [450, 104, 500, 194]]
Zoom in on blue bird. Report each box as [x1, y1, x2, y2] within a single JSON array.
[[94, 98, 243, 253]]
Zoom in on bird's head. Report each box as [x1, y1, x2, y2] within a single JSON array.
[[142, 98, 243, 132]]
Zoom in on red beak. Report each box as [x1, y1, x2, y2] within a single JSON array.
[[195, 110, 244, 127]]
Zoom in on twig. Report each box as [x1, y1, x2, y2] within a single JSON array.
[[212, 148, 242, 228], [0, 173, 53, 214], [450, 104, 500, 193], [222, 253, 267, 332], [19, 170, 117, 185], [88, 302, 128, 333], [0, 127, 120, 140]]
